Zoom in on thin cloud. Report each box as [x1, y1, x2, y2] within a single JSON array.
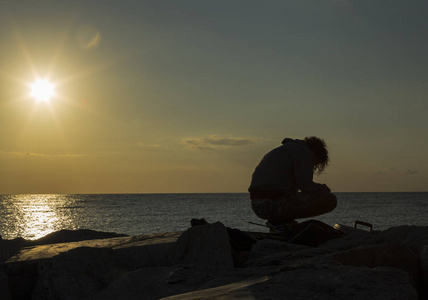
[[406, 169, 419, 175], [57, 154, 87, 158], [183, 140, 198, 146], [137, 143, 161, 149], [0, 151, 87, 158], [3, 151, 48, 157], [373, 169, 420, 176], [373, 171, 387, 176], [183, 135, 256, 151], [193, 146, 216, 151], [203, 137, 253, 147]]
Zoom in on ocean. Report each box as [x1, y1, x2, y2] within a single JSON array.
[[1, 193, 427, 240]]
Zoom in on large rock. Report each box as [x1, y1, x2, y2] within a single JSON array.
[[32, 247, 137, 300], [421, 245, 428, 284], [4, 231, 181, 300], [0, 237, 28, 262], [1, 225, 427, 299], [249, 238, 309, 256], [0, 271, 11, 300], [93, 264, 272, 300], [420, 245, 428, 299], [31, 229, 127, 245], [376, 225, 428, 251], [171, 222, 234, 268], [252, 265, 417, 300], [92, 267, 175, 300], [6, 232, 180, 263], [0, 229, 127, 262], [161, 276, 269, 300], [112, 234, 178, 267], [161, 265, 417, 300], [331, 243, 420, 287], [3, 260, 39, 300]]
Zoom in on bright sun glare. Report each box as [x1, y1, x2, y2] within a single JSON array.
[[30, 79, 55, 102]]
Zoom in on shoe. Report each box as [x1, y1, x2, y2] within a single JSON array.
[[266, 220, 298, 234], [190, 218, 209, 227]]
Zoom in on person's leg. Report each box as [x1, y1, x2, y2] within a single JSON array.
[[251, 198, 277, 220], [252, 193, 337, 225], [290, 192, 337, 219]]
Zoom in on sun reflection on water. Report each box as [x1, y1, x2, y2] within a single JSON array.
[[21, 197, 60, 239], [1, 194, 77, 240]]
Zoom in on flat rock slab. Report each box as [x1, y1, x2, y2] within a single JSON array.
[[161, 276, 270, 300], [7, 232, 182, 263]]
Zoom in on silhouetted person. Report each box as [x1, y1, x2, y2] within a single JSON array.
[[249, 137, 337, 230]]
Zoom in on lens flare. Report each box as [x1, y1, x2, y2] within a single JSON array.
[[76, 25, 101, 50]]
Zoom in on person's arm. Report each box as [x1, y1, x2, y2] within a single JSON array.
[[321, 184, 331, 192], [292, 147, 324, 193]]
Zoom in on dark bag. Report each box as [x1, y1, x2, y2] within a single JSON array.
[[226, 227, 257, 251], [281, 220, 345, 247]]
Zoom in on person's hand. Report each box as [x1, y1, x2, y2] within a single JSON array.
[[321, 184, 331, 193]]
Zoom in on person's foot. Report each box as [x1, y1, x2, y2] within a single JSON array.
[[266, 220, 298, 234]]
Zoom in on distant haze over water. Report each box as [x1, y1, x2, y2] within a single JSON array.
[[1, 193, 427, 240]]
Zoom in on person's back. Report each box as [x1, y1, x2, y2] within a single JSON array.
[[249, 138, 323, 195], [249, 144, 295, 194]]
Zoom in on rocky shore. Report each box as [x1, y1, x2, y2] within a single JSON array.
[[1, 222, 427, 299]]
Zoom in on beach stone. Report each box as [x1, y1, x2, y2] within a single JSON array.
[[171, 222, 234, 268]]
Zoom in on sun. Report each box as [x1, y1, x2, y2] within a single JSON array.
[[30, 79, 55, 102]]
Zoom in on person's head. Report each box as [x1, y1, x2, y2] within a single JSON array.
[[304, 136, 329, 175]]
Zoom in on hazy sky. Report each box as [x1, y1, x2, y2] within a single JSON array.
[[1, 0, 427, 193]]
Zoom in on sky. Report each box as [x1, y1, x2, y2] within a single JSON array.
[[0, 0, 427, 194]]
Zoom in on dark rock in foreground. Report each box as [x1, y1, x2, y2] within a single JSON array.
[[0, 229, 127, 262], [1, 223, 428, 299], [33, 229, 128, 245]]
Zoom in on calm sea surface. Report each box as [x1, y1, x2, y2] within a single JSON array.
[[1, 193, 427, 240]]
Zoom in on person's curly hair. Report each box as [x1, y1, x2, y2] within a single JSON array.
[[304, 136, 329, 175]]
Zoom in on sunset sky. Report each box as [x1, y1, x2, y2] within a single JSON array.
[[1, 1, 427, 194]]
